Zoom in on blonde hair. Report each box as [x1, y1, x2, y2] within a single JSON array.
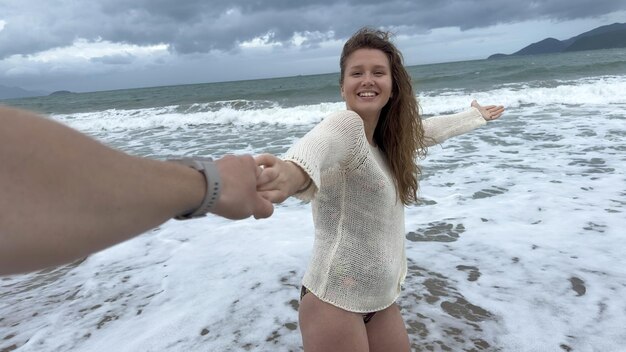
[[340, 27, 427, 205]]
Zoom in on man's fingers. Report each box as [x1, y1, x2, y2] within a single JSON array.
[[258, 190, 288, 204], [253, 196, 274, 219], [255, 153, 277, 167]]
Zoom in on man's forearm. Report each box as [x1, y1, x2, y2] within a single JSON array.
[[0, 106, 206, 274]]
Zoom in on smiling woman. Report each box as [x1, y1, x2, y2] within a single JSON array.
[[340, 49, 393, 130], [254, 27, 504, 352]]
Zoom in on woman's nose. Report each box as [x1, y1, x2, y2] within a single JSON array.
[[361, 73, 374, 85]]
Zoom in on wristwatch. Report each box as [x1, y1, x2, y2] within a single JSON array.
[[168, 157, 221, 220]]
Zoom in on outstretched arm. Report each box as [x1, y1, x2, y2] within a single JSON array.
[[471, 100, 504, 121], [422, 100, 504, 146], [255, 110, 365, 204], [0, 106, 273, 275]]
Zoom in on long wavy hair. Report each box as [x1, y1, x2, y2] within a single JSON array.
[[340, 27, 427, 205]]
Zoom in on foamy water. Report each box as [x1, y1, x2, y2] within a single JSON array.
[[1, 75, 625, 351]]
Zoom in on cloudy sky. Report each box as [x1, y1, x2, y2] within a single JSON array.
[[1, 0, 625, 93]]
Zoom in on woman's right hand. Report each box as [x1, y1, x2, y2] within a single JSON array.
[[255, 154, 310, 203]]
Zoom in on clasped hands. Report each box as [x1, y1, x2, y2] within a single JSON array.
[[212, 153, 304, 220]]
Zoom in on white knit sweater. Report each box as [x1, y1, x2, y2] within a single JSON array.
[[284, 107, 486, 312]]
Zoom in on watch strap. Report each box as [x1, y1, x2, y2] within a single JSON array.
[[168, 157, 221, 220]]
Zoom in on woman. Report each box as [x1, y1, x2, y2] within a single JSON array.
[[256, 28, 504, 352]]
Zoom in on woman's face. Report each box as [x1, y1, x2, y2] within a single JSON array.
[[341, 48, 393, 123]]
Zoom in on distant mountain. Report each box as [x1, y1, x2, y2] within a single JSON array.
[[564, 29, 626, 51], [488, 23, 626, 59], [512, 38, 569, 56], [0, 85, 48, 100], [49, 90, 74, 96]]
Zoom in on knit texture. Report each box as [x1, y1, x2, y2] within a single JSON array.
[[284, 107, 485, 312]]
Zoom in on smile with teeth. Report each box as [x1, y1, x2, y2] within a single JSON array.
[[358, 91, 378, 97]]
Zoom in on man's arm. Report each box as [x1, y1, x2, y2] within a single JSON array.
[[0, 106, 273, 275]]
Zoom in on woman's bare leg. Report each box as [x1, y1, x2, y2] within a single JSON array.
[[365, 303, 410, 352], [299, 292, 370, 352]]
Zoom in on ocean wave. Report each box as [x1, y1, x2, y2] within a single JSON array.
[[52, 75, 626, 132], [420, 75, 626, 115], [52, 102, 345, 132]]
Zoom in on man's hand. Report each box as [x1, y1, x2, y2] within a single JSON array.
[[212, 155, 274, 219]]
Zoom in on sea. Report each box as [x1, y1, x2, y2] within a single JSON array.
[[1, 48, 625, 352]]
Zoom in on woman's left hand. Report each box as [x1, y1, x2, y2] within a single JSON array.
[[471, 100, 505, 121]]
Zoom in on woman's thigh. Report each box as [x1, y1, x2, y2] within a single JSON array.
[[299, 293, 369, 352], [365, 303, 410, 352]]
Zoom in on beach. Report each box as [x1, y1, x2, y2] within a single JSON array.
[[1, 48, 625, 351]]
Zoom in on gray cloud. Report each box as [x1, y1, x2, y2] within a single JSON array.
[[1, 0, 625, 60], [90, 54, 136, 65]]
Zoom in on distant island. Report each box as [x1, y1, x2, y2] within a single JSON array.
[[489, 22, 626, 59], [0, 85, 49, 100], [49, 90, 74, 96]]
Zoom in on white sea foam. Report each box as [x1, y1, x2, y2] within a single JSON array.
[[420, 75, 626, 115], [2, 74, 625, 351], [52, 75, 626, 134], [51, 102, 345, 133]]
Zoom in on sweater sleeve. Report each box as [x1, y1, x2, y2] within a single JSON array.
[[422, 107, 486, 147], [283, 110, 365, 201]]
